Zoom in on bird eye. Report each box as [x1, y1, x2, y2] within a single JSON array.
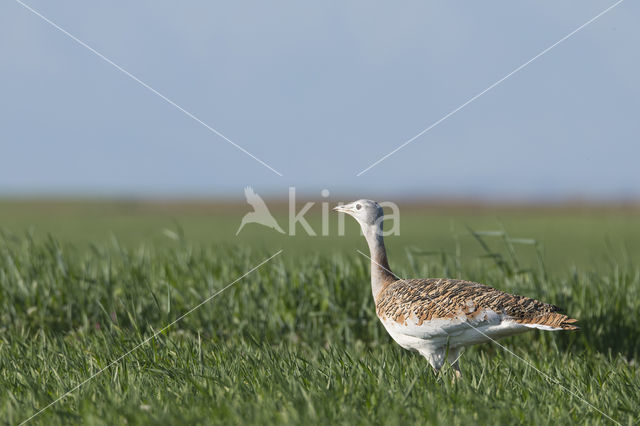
[[356, 204, 362, 210]]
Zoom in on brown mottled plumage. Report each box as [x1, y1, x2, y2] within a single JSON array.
[[334, 199, 578, 377], [376, 278, 578, 330]]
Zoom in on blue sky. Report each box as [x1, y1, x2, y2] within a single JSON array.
[[1, 1, 638, 200]]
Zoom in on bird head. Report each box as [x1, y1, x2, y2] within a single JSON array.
[[333, 199, 384, 230]]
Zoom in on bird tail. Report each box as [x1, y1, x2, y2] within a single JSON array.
[[519, 313, 579, 331]]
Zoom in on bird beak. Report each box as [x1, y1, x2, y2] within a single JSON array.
[[333, 204, 352, 213]]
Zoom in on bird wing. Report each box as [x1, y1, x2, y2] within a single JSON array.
[[376, 278, 577, 337], [244, 186, 269, 211]]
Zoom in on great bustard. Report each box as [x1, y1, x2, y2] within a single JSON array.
[[334, 200, 578, 378]]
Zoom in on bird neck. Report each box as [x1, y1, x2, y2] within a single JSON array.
[[362, 222, 396, 300]]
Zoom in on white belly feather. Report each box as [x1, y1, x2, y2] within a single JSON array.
[[379, 309, 531, 353]]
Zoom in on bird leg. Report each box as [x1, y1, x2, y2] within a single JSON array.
[[420, 348, 446, 377], [450, 361, 463, 381], [447, 348, 463, 381], [419, 347, 463, 381]]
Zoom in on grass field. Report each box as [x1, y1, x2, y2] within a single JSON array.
[[0, 200, 638, 425]]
